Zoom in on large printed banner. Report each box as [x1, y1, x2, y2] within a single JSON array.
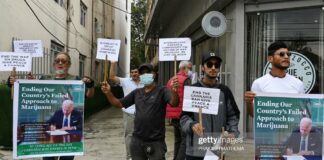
[[254, 93, 324, 159], [13, 80, 85, 159]]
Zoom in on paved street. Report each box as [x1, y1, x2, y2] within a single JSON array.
[[0, 107, 254, 160]]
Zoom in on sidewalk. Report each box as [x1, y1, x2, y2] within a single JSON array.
[[0, 107, 254, 160]]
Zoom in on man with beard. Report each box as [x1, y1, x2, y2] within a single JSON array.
[[180, 51, 240, 159], [244, 41, 304, 117]]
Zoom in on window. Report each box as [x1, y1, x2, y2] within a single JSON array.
[[50, 41, 64, 73], [246, 7, 324, 94], [80, 1, 87, 27], [54, 0, 64, 7], [125, 37, 127, 44], [51, 41, 64, 57], [79, 54, 86, 77]]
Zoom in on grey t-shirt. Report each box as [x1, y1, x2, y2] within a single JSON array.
[[120, 85, 172, 141]]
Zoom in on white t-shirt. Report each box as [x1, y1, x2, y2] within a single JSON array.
[[251, 73, 304, 94], [119, 77, 144, 114]]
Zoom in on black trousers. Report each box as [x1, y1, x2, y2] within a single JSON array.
[[130, 136, 167, 160], [43, 156, 74, 160], [171, 119, 186, 160]]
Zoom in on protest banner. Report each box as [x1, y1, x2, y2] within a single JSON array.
[[183, 86, 220, 115], [254, 93, 324, 159], [14, 40, 43, 57], [0, 52, 32, 71], [96, 38, 120, 61], [13, 80, 85, 159], [159, 38, 191, 61]]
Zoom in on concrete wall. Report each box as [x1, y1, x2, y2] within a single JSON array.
[[0, 0, 93, 80], [68, 0, 93, 76], [0, 0, 129, 82], [225, 0, 245, 136], [113, 0, 131, 77]]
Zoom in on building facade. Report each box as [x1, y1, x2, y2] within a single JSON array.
[[0, 0, 131, 82], [144, 0, 324, 136]]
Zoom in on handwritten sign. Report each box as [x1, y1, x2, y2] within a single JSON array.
[[14, 40, 43, 57], [0, 52, 32, 71], [159, 38, 191, 61], [96, 38, 121, 61], [183, 86, 220, 115]]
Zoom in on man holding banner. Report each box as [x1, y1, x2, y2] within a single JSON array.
[[9, 52, 94, 160], [244, 41, 304, 117], [180, 51, 240, 159], [101, 63, 180, 160]]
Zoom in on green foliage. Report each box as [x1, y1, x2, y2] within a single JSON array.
[[0, 85, 12, 147], [84, 85, 123, 119], [131, 0, 147, 66]]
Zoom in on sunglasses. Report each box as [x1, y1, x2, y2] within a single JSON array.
[[206, 61, 220, 68], [275, 52, 291, 57], [54, 59, 69, 64]]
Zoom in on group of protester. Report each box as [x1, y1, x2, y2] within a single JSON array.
[[8, 41, 321, 160]]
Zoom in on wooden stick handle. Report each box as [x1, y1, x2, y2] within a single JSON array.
[[174, 54, 177, 77], [104, 55, 108, 82], [11, 67, 16, 98], [199, 107, 202, 127]]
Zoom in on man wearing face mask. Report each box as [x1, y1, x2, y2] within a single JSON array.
[[101, 63, 180, 160], [166, 61, 192, 160]]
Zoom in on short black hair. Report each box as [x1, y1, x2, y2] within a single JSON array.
[[268, 41, 288, 56], [130, 64, 138, 70]]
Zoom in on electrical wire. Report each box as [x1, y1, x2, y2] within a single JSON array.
[[33, 0, 92, 45], [100, 0, 131, 14], [24, 0, 85, 56]]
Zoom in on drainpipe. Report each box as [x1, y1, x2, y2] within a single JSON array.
[[66, 0, 71, 52], [91, 0, 94, 77]]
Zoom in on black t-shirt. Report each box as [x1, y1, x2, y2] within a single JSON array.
[[120, 85, 172, 141]]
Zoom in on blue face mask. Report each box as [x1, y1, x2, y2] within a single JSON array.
[[140, 73, 154, 86], [187, 70, 193, 78]]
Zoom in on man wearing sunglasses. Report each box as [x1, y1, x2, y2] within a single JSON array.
[[180, 51, 240, 159], [244, 41, 304, 117]]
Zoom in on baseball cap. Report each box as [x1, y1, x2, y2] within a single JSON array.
[[138, 63, 153, 74], [201, 51, 222, 64]]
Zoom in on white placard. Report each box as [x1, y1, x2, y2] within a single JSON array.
[[14, 40, 43, 57], [0, 52, 32, 71], [96, 38, 121, 61], [204, 150, 219, 160], [159, 38, 191, 61], [183, 86, 220, 115]]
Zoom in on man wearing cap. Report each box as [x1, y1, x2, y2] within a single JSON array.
[[109, 61, 143, 160], [244, 41, 304, 117], [101, 63, 180, 160], [180, 52, 240, 159]]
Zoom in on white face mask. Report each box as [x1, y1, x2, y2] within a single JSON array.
[[55, 69, 66, 75], [140, 73, 154, 86], [187, 70, 193, 78]]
